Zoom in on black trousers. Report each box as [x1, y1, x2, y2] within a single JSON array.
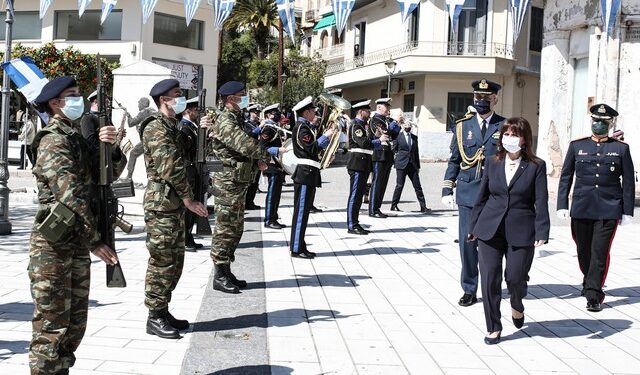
[[245, 170, 261, 205], [391, 164, 426, 208], [290, 183, 316, 253], [347, 170, 369, 230], [19, 144, 34, 168], [478, 223, 535, 332], [264, 172, 284, 223], [369, 161, 392, 214], [571, 218, 618, 302]]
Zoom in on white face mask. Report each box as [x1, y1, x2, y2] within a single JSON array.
[[502, 135, 522, 153]]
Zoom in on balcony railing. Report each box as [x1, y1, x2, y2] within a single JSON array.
[[316, 44, 345, 60], [326, 41, 514, 75]]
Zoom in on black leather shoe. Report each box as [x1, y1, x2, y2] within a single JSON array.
[[166, 311, 190, 330], [458, 294, 477, 307], [264, 221, 286, 229], [213, 264, 240, 294], [291, 250, 316, 259], [225, 264, 247, 288], [370, 212, 388, 218], [309, 206, 323, 213], [390, 205, 401, 212], [348, 226, 369, 235], [512, 314, 525, 329], [484, 332, 501, 345], [185, 241, 203, 252], [419, 207, 432, 214], [147, 310, 180, 339], [55, 370, 69, 375], [245, 203, 261, 210], [587, 299, 602, 312], [355, 225, 370, 234]]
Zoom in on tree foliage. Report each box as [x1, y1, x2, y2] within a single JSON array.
[[224, 0, 279, 58]]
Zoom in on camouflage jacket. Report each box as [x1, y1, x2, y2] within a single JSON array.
[[31, 116, 127, 247], [210, 107, 269, 183], [140, 112, 193, 211]]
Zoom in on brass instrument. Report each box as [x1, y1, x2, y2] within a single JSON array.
[[317, 92, 351, 169]]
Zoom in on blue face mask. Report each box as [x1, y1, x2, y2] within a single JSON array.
[[61, 96, 85, 120], [171, 96, 187, 114], [473, 99, 491, 115], [238, 95, 250, 110]]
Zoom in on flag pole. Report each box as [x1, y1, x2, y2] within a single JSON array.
[[0, 0, 15, 235]]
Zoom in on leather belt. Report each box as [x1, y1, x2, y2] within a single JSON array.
[[349, 148, 374, 155], [297, 158, 321, 169]]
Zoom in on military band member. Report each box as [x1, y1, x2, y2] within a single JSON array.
[[178, 97, 204, 251], [208, 81, 270, 293], [140, 79, 209, 339], [245, 104, 263, 210], [346, 100, 388, 235], [557, 104, 635, 312], [261, 103, 289, 229], [368, 98, 400, 218], [442, 79, 505, 307], [29, 76, 123, 374], [290, 96, 335, 258]]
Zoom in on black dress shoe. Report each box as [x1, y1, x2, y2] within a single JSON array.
[[309, 206, 323, 213], [586, 299, 602, 312], [354, 224, 370, 234], [185, 241, 203, 251], [512, 314, 525, 329], [419, 207, 432, 214], [245, 203, 261, 210], [458, 294, 477, 307], [264, 221, 285, 229], [370, 212, 388, 218], [291, 250, 316, 259], [390, 205, 401, 212], [484, 332, 501, 345], [166, 311, 190, 330], [348, 226, 369, 235]]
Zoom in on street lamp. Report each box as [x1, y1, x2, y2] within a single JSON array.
[[0, 1, 15, 235], [280, 72, 287, 106], [384, 56, 397, 98]]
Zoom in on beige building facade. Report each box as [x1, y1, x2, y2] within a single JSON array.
[[302, 0, 543, 160]]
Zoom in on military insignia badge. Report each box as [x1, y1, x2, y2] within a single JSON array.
[[479, 80, 489, 90], [598, 105, 606, 114], [355, 129, 364, 137], [611, 166, 615, 172], [467, 130, 473, 140], [492, 132, 500, 140], [302, 134, 312, 143]]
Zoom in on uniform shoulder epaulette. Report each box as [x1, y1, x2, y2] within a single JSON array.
[[570, 136, 589, 143], [611, 137, 627, 144], [455, 112, 474, 124]]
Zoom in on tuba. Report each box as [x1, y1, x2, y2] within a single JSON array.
[[317, 92, 351, 169]]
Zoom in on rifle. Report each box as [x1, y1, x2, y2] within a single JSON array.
[[96, 54, 127, 288], [194, 66, 212, 235]]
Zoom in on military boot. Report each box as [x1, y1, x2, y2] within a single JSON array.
[[225, 264, 247, 288], [146, 309, 180, 339], [166, 310, 190, 330], [213, 264, 240, 294]]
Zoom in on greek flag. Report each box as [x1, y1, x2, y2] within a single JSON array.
[[184, 0, 202, 26], [141, 0, 158, 24], [78, 0, 92, 17], [396, 0, 420, 24], [332, 0, 355, 37], [208, 0, 235, 30], [276, 0, 296, 43], [101, 0, 117, 25], [39, 0, 53, 19], [0, 57, 49, 103], [445, 0, 465, 35], [601, 0, 622, 36], [509, 0, 530, 43]]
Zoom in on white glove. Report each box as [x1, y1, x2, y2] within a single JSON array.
[[620, 215, 633, 226], [556, 209, 569, 220], [441, 195, 456, 209]]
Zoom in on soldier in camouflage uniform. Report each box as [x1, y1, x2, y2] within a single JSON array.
[[29, 76, 124, 375], [206, 81, 270, 294], [140, 79, 208, 339]]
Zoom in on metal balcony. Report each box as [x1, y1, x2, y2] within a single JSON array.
[[316, 44, 345, 60]]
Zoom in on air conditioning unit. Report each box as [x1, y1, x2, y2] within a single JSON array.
[[390, 78, 403, 94]]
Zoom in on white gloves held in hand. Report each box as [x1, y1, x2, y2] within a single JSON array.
[[556, 209, 569, 220], [441, 195, 456, 209], [620, 215, 633, 226]]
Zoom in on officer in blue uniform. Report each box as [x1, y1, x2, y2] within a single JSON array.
[[368, 98, 400, 218], [346, 100, 388, 235], [260, 103, 287, 229], [557, 104, 635, 312], [442, 79, 505, 307], [290, 96, 334, 259]]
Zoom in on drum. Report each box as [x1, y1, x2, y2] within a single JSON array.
[[279, 139, 298, 175]]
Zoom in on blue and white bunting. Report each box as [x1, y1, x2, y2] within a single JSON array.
[[208, 0, 235, 30], [78, 0, 92, 17], [601, 0, 622, 37], [332, 0, 355, 37], [184, 0, 202, 26], [0, 57, 49, 103], [445, 0, 465, 35], [100, 0, 117, 24], [276, 0, 296, 43], [396, 0, 420, 24], [141, 0, 158, 24], [39, 0, 53, 19], [509, 0, 530, 43]]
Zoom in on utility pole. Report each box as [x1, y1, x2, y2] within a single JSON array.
[[0, 1, 15, 235]]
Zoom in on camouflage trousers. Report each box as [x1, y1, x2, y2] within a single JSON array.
[[28, 231, 91, 375], [144, 209, 185, 311], [211, 176, 248, 265]]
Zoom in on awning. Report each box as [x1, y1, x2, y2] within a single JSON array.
[[313, 13, 335, 32]]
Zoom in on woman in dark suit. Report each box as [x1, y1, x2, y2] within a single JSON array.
[[468, 117, 550, 345]]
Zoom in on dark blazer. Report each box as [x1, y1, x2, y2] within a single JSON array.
[[292, 119, 321, 187], [347, 117, 374, 172], [469, 156, 550, 247], [393, 131, 420, 170]]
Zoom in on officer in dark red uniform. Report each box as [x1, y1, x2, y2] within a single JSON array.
[[557, 103, 635, 312], [260, 103, 287, 229]]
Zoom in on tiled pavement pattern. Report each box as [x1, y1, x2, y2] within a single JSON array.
[[1, 163, 640, 374]]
